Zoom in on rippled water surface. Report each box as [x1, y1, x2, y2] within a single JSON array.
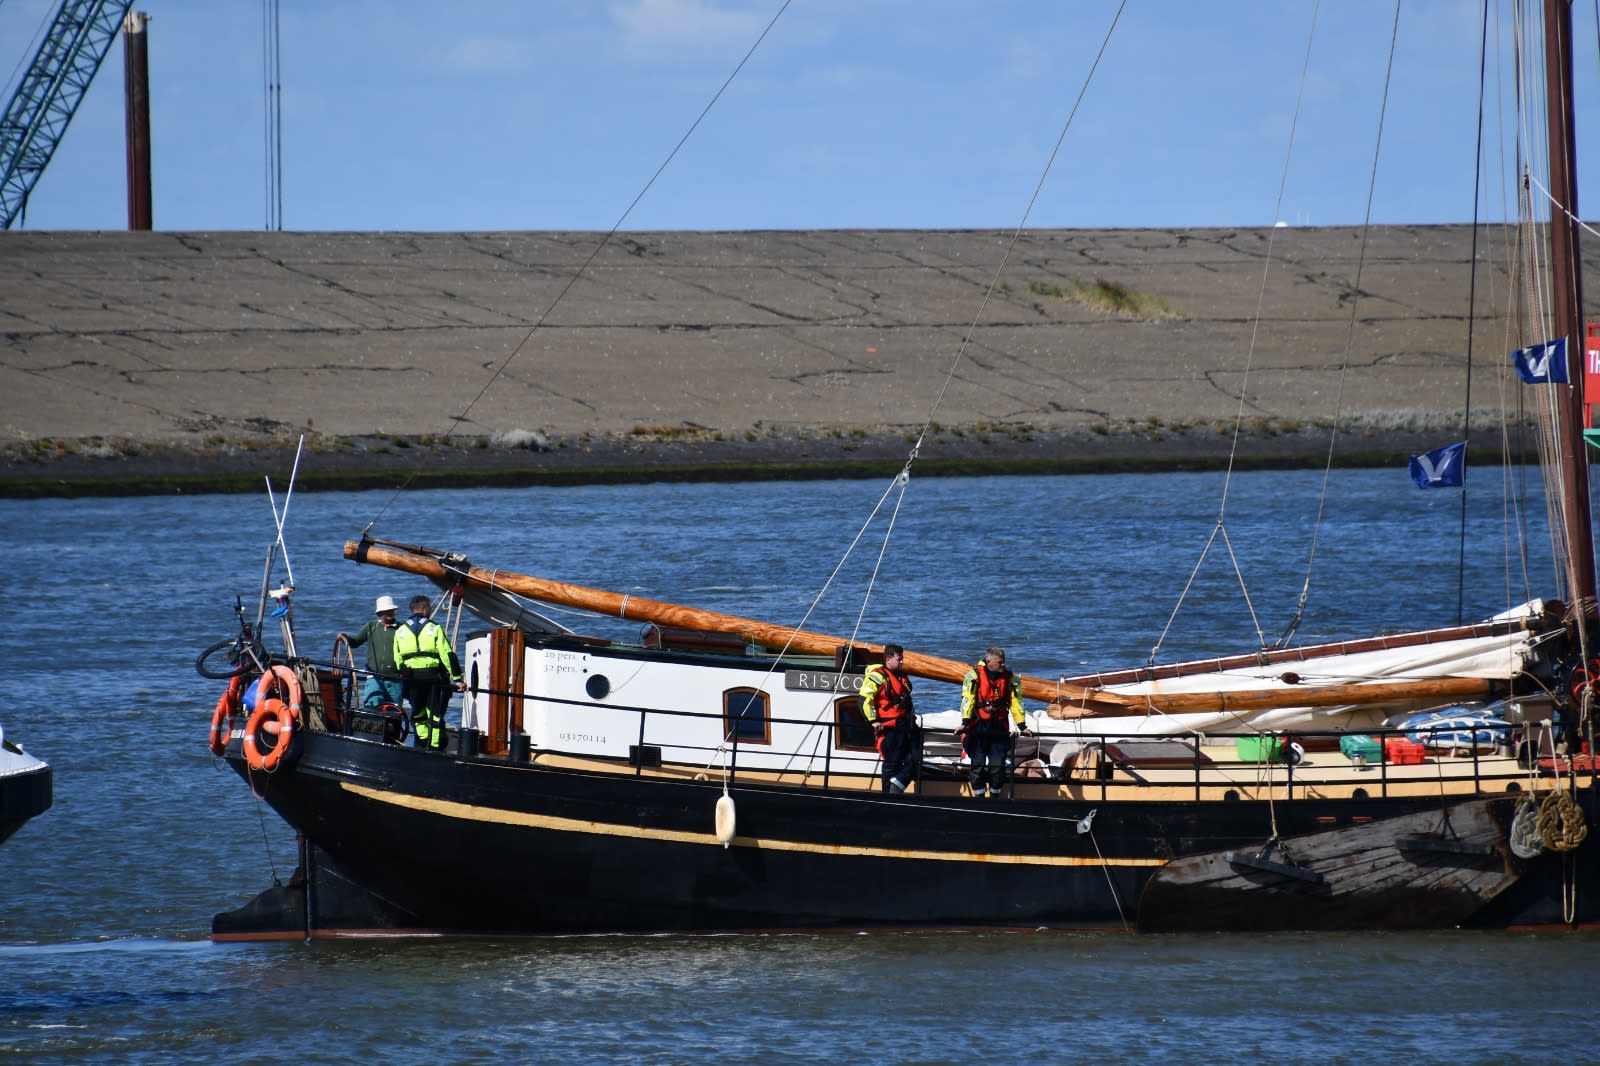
[[2, 470, 1596, 1064]]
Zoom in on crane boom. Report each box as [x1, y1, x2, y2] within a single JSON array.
[[0, 0, 135, 229]]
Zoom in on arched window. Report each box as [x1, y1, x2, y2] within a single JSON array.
[[833, 695, 875, 752], [723, 687, 770, 745]]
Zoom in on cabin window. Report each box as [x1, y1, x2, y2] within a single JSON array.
[[833, 695, 875, 751], [722, 687, 771, 745]]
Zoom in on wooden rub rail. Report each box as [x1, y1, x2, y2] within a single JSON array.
[[345, 537, 1498, 716]]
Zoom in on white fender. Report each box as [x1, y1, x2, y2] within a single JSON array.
[[714, 793, 736, 848]]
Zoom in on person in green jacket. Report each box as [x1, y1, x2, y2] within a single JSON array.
[[392, 594, 465, 750], [338, 595, 404, 710]]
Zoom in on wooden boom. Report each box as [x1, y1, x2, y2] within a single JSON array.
[[344, 538, 1495, 716]]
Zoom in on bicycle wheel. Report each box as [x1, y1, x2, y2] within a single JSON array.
[[195, 638, 251, 679]]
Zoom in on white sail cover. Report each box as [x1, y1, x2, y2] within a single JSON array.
[[1047, 600, 1552, 738]]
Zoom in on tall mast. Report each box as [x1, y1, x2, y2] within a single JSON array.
[[1545, 0, 1595, 616]]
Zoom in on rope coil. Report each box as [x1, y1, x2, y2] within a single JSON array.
[[1537, 788, 1588, 852], [1509, 787, 1590, 859], [1510, 796, 1544, 858]]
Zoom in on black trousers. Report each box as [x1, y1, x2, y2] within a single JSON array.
[[877, 726, 918, 790], [402, 666, 452, 749], [963, 729, 1010, 794]]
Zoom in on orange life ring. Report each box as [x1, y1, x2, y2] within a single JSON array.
[[209, 674, 245, 756], [254, 664, 304, 720], [244, 697, 296, 771]]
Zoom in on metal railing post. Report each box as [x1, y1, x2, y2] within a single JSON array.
[[636, 710, 647, 776]]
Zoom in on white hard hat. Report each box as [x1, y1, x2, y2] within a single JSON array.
[[374, 595, 398, 613]]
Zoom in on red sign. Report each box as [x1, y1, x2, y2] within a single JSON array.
[[1589, 322, 1600, 427]]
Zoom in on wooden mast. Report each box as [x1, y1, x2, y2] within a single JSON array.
[[345, 537, 1493, 716], [347, 536, 1127, 710], [1544, 0, 1596, 618]]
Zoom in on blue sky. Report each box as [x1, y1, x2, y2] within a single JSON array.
[[2, 0, 1596, 232]]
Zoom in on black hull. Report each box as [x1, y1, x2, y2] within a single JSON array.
[[214, 730, 1599, 938], [0, 761, 52, 848]]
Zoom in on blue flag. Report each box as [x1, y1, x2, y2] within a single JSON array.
[[1511, 337, 1568, 383], [1409, 441, 1466, 489]]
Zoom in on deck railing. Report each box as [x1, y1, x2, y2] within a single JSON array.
[[302, 658, 1582, 800]]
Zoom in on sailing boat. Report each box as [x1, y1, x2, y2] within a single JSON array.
[[206, 4, 1597, 937]]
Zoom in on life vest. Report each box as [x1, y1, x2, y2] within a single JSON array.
[[870, 666, 914, 727], [973, 664, 1013, 725], [394, 617, 445, 671]]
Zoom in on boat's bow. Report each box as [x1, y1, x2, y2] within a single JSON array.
[[0, 724, 52, 846]]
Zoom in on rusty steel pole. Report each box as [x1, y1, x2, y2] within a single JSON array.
[[123, 11, 151, 231]]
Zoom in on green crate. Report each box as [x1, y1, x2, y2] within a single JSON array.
[[1235, 735, 1283, 762], [1338, 734, 1382, 761]]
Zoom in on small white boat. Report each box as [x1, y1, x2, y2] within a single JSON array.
[[0, 723, 52, 847]]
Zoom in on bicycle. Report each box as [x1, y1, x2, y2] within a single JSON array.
[[195, 597, 273, 680]]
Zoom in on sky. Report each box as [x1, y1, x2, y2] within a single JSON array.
[[1, 0, 1597, 232]]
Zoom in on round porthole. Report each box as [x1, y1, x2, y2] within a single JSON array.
[[1506, 781, 1521, 794], [1223, 789, 1240, 802], [1352, 788, 1369, 800], [585, 674, 611, 700]]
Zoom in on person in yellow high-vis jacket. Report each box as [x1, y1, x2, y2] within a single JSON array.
[[392, 594, 464, 750], [957, 647, 1031, 798]]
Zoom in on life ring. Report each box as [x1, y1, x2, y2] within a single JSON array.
[[254, 664, 304, 721], [244, 698, 297, 771], [209, 674, 246, 756]]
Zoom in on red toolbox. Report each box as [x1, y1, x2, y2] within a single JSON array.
[[1384, 737, 1427, 765]]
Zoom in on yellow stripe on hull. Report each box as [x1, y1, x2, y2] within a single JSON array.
[[340, 781, 1166, 868]]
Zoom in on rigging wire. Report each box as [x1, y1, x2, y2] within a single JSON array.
[[1273, 0, 1406, 649], [840, 469, 913, 663], [735, 0, 1131, 756], [1512, 1, 1573, 609], [1536, 0, 1598, 678], [371, 0, 1129, 756], [1484, 3, 1539, 626], [767, 467, 918, 779], [903, 0, 1129, 460], [361, 0, 796, 535], [1149, 1, 1323, 663], [1504, 7, 1547, 610], [716, 464, 915, 767], [1453, 0, 1493, 627], [262, 0, 283, 231]]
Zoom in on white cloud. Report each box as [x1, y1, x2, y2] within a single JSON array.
[[609, 0, 766, 61], [437, 34, 532, 75]]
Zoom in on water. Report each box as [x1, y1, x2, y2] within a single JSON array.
[[1, 470, 1595, 1064]]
